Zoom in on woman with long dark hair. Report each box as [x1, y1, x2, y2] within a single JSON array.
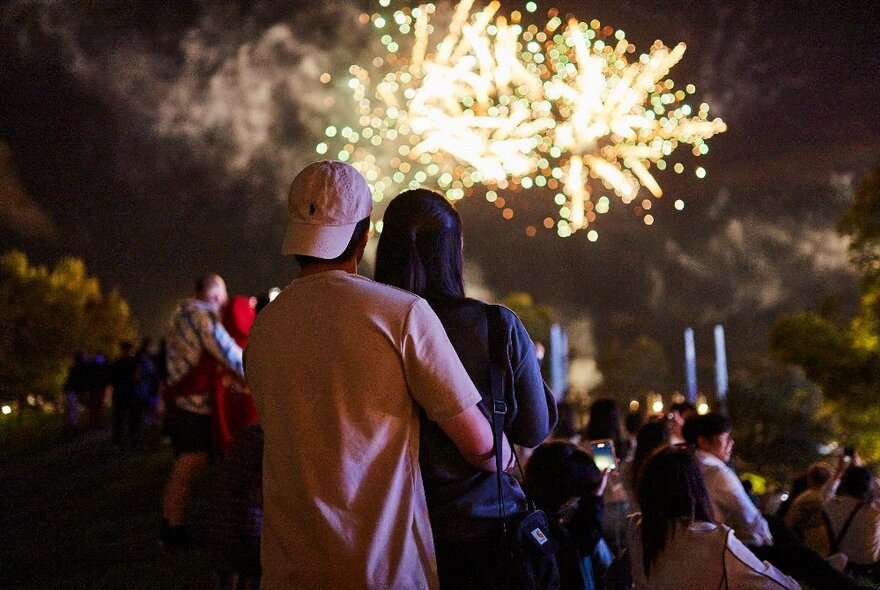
[[626, 415, 673, 497], [627, 446, 798, 589], [374, 189, 558, 589]]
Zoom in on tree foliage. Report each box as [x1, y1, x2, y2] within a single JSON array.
[[769, 312, 867, 399], [501, 291, 556, 347], [728, 363, 838, 484], [592, 335, 670, 407], [767, 163, 880, 461], [0, 250, 136, 405], [839, 161, 880, 282]]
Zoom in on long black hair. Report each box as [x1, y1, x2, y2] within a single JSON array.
[[637, 446, 715, 577], [374, 189, 465, 303], [629, 415, 673, 493]]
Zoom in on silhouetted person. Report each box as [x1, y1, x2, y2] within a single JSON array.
[[134, 337, 161, 428], [62, 351, 90, 434], [583, 398, 629, 552], [86, 353, 109, 429], [525, 440, 611, 590], [208, 424, 264, 590], [110, 341, 142, 445]]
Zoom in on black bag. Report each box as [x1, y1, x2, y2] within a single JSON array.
[[487, 304, 560, 590], [502, 508, 559, 589]]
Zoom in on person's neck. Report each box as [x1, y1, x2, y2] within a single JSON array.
[[298, 258, 358, 278]]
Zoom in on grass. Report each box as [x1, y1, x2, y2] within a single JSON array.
[[0, 408, 69, 462], [0, 421, 215, 589]]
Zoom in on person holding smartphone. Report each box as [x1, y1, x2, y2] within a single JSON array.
[[583, 399, 630, 553]]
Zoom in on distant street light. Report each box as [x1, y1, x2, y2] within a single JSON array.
[[697, 394, 709, 415]]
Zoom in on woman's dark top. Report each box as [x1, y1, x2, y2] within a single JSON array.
[[420, 298, 558, 540]]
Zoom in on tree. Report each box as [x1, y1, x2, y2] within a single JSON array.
[[768, 312, 867, 399], [0, 250, 137, 409], [501, 291, 556, 347], [839, 161, 880, 282], [767, 163, 880, 461], [728, 363, 838, 485], [840, 160, 880, 358], [592, 335, 670, 408]]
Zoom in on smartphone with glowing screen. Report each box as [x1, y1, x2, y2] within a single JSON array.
[[590, 439, 618, 472]]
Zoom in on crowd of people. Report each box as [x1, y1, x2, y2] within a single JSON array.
[[60, 160, 880, 589], [62, 339, 163, 442]]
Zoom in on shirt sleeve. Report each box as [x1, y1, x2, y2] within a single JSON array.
[[196, 310, 243, 375], [213, 322, 244, 375], [724, 529, 801, 589], [401, 298, 482, 423], [712, 464, 774, 547], [504, 308, 558, 447]]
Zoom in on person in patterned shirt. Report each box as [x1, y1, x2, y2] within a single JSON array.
[[160, 273, 243, 549]]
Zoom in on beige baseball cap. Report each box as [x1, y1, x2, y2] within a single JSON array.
[[282, 160, 373, 258]]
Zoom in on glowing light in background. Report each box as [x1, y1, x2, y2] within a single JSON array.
[[322, 1, 726, 238]]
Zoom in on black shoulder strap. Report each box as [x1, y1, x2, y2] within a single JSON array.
[[822, 501, 865, 553], [486, 305, 530, 528], [486, 304, 509, 527]]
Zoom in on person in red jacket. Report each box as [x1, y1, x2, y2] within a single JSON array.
[[211, 295, 259, 455]]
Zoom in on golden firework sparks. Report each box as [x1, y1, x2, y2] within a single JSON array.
[[319, 1, 726, 239]]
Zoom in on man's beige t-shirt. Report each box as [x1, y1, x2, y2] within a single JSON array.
[[245, 270, 482, 589]]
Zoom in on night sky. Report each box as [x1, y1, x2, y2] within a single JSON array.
[[2, 1, 879, 392]]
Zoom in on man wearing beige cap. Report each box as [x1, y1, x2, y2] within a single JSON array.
[[245, 161, 506, 589]]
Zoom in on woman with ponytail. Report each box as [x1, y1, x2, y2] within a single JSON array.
[[375, 189, 558, 589]]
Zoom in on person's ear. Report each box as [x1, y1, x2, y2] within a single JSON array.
[[355, 228, 370, 263]]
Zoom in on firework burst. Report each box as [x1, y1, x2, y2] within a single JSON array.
[[318, 1, 726, 240]]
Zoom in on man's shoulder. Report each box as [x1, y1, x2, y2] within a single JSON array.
[[284, 272, 421, 304], [345, 273, 423, 305], [256, 273, 426, 330], [695, 451, 730, 478], [171, 298, 213, 325]]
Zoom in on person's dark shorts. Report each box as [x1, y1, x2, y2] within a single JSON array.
[[166, 406, 212, 456]]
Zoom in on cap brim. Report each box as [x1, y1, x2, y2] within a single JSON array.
[[282, 220, 358, 258]]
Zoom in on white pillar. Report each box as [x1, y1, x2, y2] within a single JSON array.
[[684, 327, 697, 404], [714, 325, 729, 414]]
